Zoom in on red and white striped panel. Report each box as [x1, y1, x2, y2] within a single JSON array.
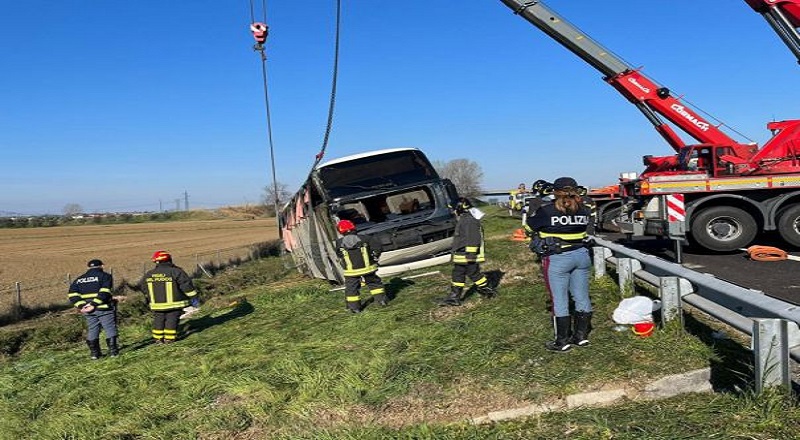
[[666, 194, 685, 222]]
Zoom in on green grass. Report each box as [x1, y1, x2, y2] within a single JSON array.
[[0, 206, 796, 439]]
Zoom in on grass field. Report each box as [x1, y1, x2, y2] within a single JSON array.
[[2, 206, 797, 438], [0, 217, 278, 316]]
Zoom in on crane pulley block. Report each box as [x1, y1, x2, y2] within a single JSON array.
[[250, 22, 269, 44]]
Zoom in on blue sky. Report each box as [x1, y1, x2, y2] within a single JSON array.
[[3, 1, 799, 214]]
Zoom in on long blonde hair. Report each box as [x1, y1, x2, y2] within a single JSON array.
[[554, 188, 583, 215]]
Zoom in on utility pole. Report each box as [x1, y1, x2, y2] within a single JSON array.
[[159, 199, 163, 212], [184, 190, 189, 211]]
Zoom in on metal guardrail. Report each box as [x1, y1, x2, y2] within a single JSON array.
[[592, 236, 800, 393]]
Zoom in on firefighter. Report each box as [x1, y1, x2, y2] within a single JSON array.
[[68, 259, 118, 360], [439, 197, 496, 306], [527, 177, 594, 352], [335, 220, 388, 313], [141, 251, 199, 343]]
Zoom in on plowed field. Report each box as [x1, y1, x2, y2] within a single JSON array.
[[0, 218, 278, 313]]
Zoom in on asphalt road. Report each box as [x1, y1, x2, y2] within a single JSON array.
[[595, 232, 800, 306]]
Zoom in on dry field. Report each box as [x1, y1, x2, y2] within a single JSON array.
[[0, 218, 278, 314]]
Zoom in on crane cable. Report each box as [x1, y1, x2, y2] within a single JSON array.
[[248, 0, 282, 236], [309, 0, 342, 174]]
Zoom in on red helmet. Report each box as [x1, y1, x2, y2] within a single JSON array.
[[337, 219, 356, 234], [152, 250, 172, 262]]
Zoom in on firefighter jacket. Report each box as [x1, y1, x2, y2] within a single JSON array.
[[336, 233, 382, 277], [452, 211, 485, 264], [68, 268, 114, 310], [526, 201, 592, 254], [141, 262, 198, 311]]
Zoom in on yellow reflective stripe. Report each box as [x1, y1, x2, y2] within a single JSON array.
[[452, 282, 466, 287], [370, 288, 385, 294], [99, 288, 112, 293], [475, 276, 488, 286], [147, 282, 155, 305], [346, 296, 360, 302], [67, 293, 82, 299], [465, 246, 479, 252], [361, 246, 371, 265], [185, 291, 197, 297], [342, 249, 354, 271], [343, 266, 377, 276], [166, 283, 174, 304], [539, 231, 587, 240], [152, 329, 164, 337], [149, 301, 189, 310]]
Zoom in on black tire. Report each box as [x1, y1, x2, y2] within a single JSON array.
[[777, 204, 800, 247], [690, 206, 757, 252], [597, 203, 622, 232]]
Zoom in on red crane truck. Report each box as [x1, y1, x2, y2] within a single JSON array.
[[500, 0, 800, 252]]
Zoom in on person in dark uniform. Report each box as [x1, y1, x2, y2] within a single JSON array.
[[527, 177, 595, 352], [439, 197, 496, 306], [335, 220, 387, 313], [141, 250, 199, 343], [68, 259, 118, 359]]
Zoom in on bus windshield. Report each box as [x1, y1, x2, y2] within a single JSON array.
[[318, 150, 439, 199]]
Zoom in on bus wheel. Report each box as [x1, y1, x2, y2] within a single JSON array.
[[777, 204, 800, 248], [690, 206, 756, 252]]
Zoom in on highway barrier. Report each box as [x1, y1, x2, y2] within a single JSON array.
[[592, 236, 800, 393]]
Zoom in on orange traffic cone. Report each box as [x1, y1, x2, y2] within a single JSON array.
[[511, 228, 527, 241]]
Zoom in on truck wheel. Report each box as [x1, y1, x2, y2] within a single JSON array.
[[777, 204, 800, 247], [690, 206, 756, 252], [597, 203, 621, 232]]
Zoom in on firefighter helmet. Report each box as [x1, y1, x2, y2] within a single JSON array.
[[337, 219, 356, 234], [454, 197, 473, 214], [152, 250, 172, 262], [532, 179, 549, 193]]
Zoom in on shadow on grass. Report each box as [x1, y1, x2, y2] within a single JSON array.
[[682, 312, 754, 393], [461, 269, 506, 302], [384, 278, 416, 301], [182, 299, 254, 338]]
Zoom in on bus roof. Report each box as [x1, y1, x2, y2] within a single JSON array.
[[316, 147, 421, 169]]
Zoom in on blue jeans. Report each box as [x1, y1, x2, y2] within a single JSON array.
[[86, 308, 118, 340], [542, 247, 591, 317]]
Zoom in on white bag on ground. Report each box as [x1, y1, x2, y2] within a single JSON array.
[[612, 296, 662, 324]]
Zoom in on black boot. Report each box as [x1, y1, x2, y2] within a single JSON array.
[[477, 284, 497, 298], [545, 316, 572, 352], [106, 336, 119, 357], [571, 311, 593, 347], [86, 339, 102, 360], [438, 286, 462, 306]]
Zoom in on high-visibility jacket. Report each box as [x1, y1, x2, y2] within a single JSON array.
[[452, 211, 485, 264], [68, 268, 114, 310], [141, 262, 198, 311], [336, 233, 381, 277]]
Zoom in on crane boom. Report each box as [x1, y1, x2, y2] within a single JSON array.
[[746, 0, 800, 64], [499, 0, 800, 177]]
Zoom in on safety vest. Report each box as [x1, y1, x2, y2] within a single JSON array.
[[337, 234, 379, 277], [142, 263, 198, 311]]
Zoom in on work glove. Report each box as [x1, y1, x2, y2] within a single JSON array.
[[190, 297, 200, 308]]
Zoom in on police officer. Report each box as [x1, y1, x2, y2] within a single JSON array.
[[141, 251, 199, 343], [527, 177, 595, 352], [335, 220, 387, 313], [439, 197, 496, 306], [68, 259, 118, 359]]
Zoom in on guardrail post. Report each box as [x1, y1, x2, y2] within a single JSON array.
[[617, 257, 641, 297], [592, 246, 612, 279], [752, 318, 791, 393], [659, 276, 692, 324]]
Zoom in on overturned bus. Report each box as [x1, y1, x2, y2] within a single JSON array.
[[280, 148, 459, 283]]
